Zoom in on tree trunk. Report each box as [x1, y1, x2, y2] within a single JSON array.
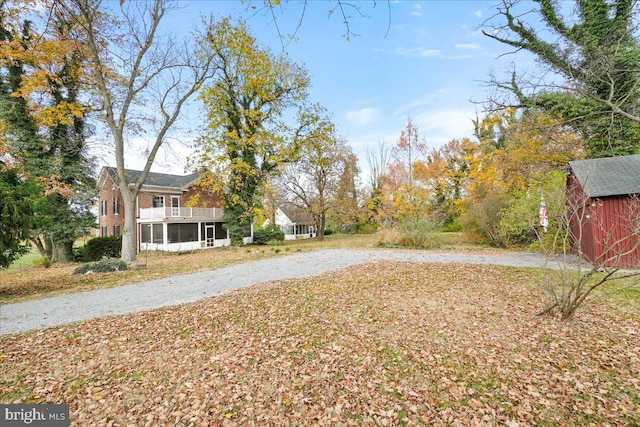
[[30, 236, 49, 260], [51, 240, 73, 263], [121, 189, 138, 263], [317, 212, 326, 241]]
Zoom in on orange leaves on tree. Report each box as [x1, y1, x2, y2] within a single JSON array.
[[36, 175, 74, 198], [0, 16, 87, 128]]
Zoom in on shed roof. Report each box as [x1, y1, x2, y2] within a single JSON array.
[[568, 154, 640, 198], [99, 166, 201, 190]]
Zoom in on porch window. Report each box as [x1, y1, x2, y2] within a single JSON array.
[[215, 222, 227, 239], [168, 223, 198, 243], [141, 224, 151, 243], [153, 224, 164, 244]]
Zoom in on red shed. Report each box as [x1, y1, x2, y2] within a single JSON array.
[[567, 154, 640, 268]]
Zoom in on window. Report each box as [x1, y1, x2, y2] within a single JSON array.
[[113, 225, 120, 236], [168, 223, 198, 243], [153, 224, 164, 244], [152, 196, 165, 208], [215, 222, 227, 239], [101, 226, 108, 237], [171, 196, 180, 216], [141, 224, 151, 243], [100, 200, 107, 216], [113, 198, 120, 215]]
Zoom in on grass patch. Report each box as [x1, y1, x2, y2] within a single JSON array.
[[6, 250, 43, 271]]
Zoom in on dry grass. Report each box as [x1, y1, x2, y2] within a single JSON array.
[[0, 234, 379, 303], [1, 262, 638, 426]]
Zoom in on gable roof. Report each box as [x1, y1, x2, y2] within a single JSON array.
[[279, 205, 314, 224], [568, 154, 640, 198], [98, 166, 201, 191]]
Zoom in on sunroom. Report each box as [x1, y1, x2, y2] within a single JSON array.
[[138, 207, 230, 251]]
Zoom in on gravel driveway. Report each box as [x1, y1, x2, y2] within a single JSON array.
[[0, 248, 560, 335]]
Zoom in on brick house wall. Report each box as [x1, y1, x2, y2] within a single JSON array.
[[97, 173, 124, 237], [97, 168, 225, 243]]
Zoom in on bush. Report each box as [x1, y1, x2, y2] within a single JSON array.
[[442, 220, 462, 232], [356, 222, 378, 234], [377, 218, 442, 249], [32, 257, 52, 269], [73, 258, 128, 274], [253, 227, 285, 245], [80, 236, 122, 261]]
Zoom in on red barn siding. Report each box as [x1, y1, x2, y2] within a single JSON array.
[[567, 174, 640, 268]]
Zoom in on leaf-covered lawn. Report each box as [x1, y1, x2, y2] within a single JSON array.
[[1, 262, 638, 426]]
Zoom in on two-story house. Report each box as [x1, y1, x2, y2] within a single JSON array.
[[96, 166, 231, 252]]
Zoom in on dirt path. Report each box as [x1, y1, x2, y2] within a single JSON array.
[[0, 248, 560, 335]]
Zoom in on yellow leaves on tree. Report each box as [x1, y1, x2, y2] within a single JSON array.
[[380, 118, 429, 224], [466, 110, 584, 197], [0, 15, 86, 128]]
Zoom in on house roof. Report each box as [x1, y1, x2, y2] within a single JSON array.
[[279, 205, 314, 224], [98, 166, 201, 191], [568, 154, 640, 198]]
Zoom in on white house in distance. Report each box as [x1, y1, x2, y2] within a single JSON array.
[[271, 205, 316, 240]]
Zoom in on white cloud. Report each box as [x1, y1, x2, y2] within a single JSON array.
[[345, 107, 382, 126], [391, 90, 449, 117], [454, 43, 482, 50], [393, 47, 442, 58], [470, 10, 483, 18], [413, 107, 477, 149]]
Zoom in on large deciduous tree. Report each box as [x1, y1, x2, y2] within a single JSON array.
[[460, 110, 584, 246], [55, 0, 217, 262], [365, 141, 390, 227], [484, 0, 640, 157], [277, 105, 353, 240], [0, 1, 95, 263], [386, 117, 428, 223], [413, 138, 472, 230], [196, 18, 309, 244], [330, 147, 364, 233]]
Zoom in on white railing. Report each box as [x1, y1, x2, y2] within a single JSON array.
[[139, 207, 224, 221]]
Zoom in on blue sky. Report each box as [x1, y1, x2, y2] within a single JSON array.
[[108, 1, 539, 177]]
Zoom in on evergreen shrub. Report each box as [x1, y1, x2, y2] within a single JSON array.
[[81, 236, 122, 261], [253, 227, 285, 245]]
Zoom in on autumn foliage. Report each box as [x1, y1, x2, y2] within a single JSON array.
[[372, 111, 585, 248]]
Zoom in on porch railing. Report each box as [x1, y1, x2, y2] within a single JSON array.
[[139, 207, 224, 221]]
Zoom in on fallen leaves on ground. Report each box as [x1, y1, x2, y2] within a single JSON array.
[[1, 262, 639, 426]]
